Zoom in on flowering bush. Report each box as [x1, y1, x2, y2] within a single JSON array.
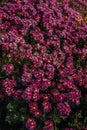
[[0, 0, 87, 130]]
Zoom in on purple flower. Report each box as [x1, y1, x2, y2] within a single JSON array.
[[5, 87, 15, 96], [41, 78, 51, 90], [57, 102, 71, 116], [33, 87, 39, 101], [13, 90, 23, 101], [44, 120, 54, 130], [3, 78, 16, 88], [29, 102, 38, 113], [30, 27, 44, 43], [21, 72, 32, 85], [40, 94, 50, 101], [2, 64, 14, 74], [33, 110, 41, 118], [26, 118, 36, 130], [66, 90, 81, 105], [51, 90, 66, 102], [22, 87, 33, 102], [34, 70, 44, 79], [65, 128, 74, 130], [42, 101, 52, 113]]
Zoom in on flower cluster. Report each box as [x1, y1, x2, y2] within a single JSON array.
[[0, 0, 87, 129]]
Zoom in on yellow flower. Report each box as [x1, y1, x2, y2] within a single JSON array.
[[64, 16, 68, 19], [84, 16, 87, 23], [76, 19, 82, 25]]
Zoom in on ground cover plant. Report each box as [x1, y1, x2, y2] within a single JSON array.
[[0, 0, 87, 130]]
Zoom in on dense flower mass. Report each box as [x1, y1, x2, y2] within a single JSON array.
[[0, 0, 87, 129]]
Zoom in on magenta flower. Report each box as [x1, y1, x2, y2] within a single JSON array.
[[42, 101, 52, 113], [44, 120, 54, 130], [57, 102, 71, 116], [13, 90, 23, 101], [22, 87, 33, 102], [2, 64, 14, 74], [29, 102, 38, 113], [26, 118, 36, 130]]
